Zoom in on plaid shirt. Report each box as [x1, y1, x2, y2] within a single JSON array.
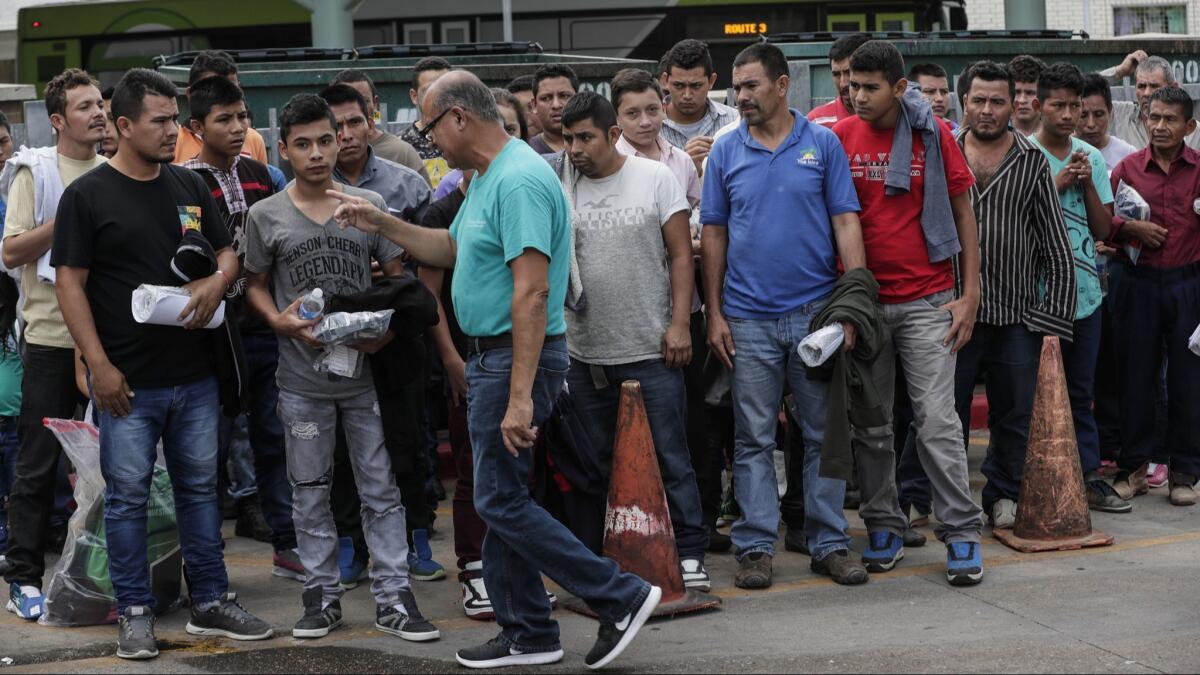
[[182, 155, 248, 216], [660, 98, 740, 150]]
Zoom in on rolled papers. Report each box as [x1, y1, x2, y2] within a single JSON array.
[[797, 323, 845, 367], [131, 284, 225, 329]]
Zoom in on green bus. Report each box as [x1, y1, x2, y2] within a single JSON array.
[[17, 0, 311, 93]]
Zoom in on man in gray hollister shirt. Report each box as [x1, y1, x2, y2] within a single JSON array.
[[243, 93, 439, 643]]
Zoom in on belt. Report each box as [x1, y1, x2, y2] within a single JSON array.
[[466, 333, 565, 355]]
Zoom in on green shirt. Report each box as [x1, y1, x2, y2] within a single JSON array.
[[1028, 135, 1113, 321], [449, 138, 570, 337], [0, 333, 23, 417]]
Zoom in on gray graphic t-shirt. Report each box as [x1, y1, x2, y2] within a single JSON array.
[[567, 155, 688, 364], [244, 184, 402, 399]]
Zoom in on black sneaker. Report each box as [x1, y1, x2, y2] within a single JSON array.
[[584, 585, 662, 670], [706, 529, 732, 553], [234, 496, 273, 543], [116, 605, 158, 660], [1087, 477, 1133, 513], [457, 637, 565, 669], [185, 592, 273, 641], [292, 587, 343, 639], [902, 528, 927, 548], [375, 588, 440, 642]]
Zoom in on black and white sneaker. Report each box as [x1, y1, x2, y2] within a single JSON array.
[[185, 592, 273, 640], [116, 605, 158, 660], [680, 558, 710, 592], [375, 588, 440, 642], [459, 563, 494, 620], [292, 587, 343, 639], [456, 637, 565, 669], [584, 585, 662, 670]]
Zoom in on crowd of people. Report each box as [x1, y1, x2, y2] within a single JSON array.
[[0, 31, 1195, 670]]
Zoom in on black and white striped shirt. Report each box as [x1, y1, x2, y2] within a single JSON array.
[[955, 129, 1077, 340]]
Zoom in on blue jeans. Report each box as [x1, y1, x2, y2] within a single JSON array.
[[960, 323, 1042, 510], [468, 341, 649, 652], [221, 333, 296, 551], [1061, 311, 1102, 477], [219, 414, 257, 500], [726, 301, 849, 560], [565, 357, 706, 560], [0, 416, 18, 550], [96, 376, 227, 613]]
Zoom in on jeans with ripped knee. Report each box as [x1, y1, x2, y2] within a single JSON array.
[[277, 387, 411, 606]]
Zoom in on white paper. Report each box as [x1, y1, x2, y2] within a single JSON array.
[[36, 250, 54, 284], [318, 344, 362, 378], [131, 284, 225, 329], [797, 324, 845, 367], [1190, 322, 1200, 357]]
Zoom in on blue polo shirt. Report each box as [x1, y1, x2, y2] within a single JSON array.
[[701, 110, 860, 319]]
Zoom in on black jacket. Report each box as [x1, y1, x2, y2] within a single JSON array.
[[806, 268, 889, 482], [326, 275, 439, 396]]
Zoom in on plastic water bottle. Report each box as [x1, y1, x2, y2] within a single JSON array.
[[298, 288, 324, 320]]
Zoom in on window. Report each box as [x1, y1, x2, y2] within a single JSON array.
[[876, 12, 914, 31], [441, 21, 469, 44], [827, 13, 866, 31], [404, 22, 432, 44], [1113, 5, 1187, 35]]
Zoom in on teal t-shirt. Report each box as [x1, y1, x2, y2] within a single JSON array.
[[449, 138, 570, 337], [1028, 135, 1113, 321], [0, 333, 22, 417]]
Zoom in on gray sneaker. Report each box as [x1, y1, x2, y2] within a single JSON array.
[[375, 588, 440, 642], [116, 605, 158, 660], [185, 592, 273, 641], [293, 587, 343, 639], [1086, 476, 1132, 513], [811, 549, 868, 585], [990, 499, 1017, 529]]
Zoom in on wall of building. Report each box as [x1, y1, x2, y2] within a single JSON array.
[[971, 0, 1200, 38]]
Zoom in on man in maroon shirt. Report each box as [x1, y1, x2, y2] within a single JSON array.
[[806, 34, 869, 129], [1108, 86, 1200, 507]]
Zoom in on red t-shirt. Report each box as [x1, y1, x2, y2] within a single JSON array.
[[832, 115, 974, 304]]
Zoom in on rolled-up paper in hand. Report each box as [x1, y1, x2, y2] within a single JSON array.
[[131, 284, 225, 329], [1190, 322, 1200, 357], [797, 323, 845, 367]]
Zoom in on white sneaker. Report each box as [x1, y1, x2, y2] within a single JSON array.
[[990, 499, 1017, 530], [680, 558, 710, 592], [459, 562, 493, 620]]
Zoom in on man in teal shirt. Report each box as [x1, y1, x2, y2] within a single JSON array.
[[1028, 63, 1121, 511], [326, 70, 661, 671]]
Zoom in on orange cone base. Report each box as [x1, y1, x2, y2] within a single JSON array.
[[563, 589, 721, 619], [993, 527, 1114, 552]]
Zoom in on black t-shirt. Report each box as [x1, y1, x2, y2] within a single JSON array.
[[420, 188, 467, 359], [52, 163, 233, 388]]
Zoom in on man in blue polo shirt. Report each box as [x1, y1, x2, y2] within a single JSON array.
[[701, 43, 868, 589]]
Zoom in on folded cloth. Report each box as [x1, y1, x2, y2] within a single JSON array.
[[1190, 321, 1200, 357], [798, 324, 845, 367], [171, 229, 217, 282], [887, 84, 960, 264]]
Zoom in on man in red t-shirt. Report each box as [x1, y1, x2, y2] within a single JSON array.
[[806, 34, 869, 129], [831, 41, 984, 586]]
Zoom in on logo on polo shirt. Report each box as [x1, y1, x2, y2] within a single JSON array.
[[797, 149, 821, 167]]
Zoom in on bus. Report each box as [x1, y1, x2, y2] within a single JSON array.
[[17, 0, 968, 92]]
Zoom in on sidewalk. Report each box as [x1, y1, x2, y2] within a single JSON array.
[[3, 434, 1198, 673]]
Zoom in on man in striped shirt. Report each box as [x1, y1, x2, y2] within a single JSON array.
[[947, 62, 1084, 528]]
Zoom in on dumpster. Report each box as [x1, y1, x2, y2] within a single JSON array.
[[156, 42, 654, 126], [762, 30, 1200, 114]]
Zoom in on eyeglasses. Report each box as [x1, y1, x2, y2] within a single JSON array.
[[416, 107, 453, 143]]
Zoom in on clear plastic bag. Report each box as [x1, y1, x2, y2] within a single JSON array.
[[312, 343, 364, 379], [311, 310, 394, 345], [1115, 180, 1150, 265], [38, 419, 183, 626]]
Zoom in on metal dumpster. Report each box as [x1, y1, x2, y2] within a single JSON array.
[[156, 42, 654, 125], [763, 30, 1200, 114]]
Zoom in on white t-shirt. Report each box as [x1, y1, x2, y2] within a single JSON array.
[[567, 156, 689, 365], [1099, 135, 1138, 172]]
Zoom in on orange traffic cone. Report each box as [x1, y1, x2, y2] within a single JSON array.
[[566, 381, 721, 618], [994, 336, 1114, 552]]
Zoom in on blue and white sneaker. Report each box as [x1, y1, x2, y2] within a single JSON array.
[[861, 532, 904, 573], [7, 583, 45, 620], [946, 541, 983, 586]]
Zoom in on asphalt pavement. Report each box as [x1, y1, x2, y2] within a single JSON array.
[[3, 433, 1199, 674]]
